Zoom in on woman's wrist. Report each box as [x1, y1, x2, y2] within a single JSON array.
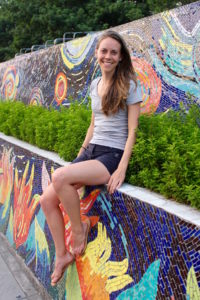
[[118, 161, 128, 172], [81, 145, 87, 150]]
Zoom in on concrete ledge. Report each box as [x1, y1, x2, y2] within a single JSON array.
[[0, 132, 67, 166], [2, 132, 200, 227], [119, 184, 200, 227]]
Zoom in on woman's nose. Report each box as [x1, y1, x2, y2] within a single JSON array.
[[105, 52, 111, 59]]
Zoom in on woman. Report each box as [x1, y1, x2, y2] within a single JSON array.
[[40, 30, 142, 286]]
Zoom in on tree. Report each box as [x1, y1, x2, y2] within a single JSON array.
[[0, 0, 196, 62]]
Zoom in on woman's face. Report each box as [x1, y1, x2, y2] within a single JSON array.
[[95, 37, 122, 75]]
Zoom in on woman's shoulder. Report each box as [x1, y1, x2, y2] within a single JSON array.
[[127, 79, 142, 104], [90, 76, 101, 95], [129, 79, 137, 90], [90, 76, 101, 87]]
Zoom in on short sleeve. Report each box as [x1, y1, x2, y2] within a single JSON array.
[[89, 77, 100, 97], [126, 80, 143, 105], [89, 80, 95, 97]]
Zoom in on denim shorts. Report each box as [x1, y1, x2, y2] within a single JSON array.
[[72, 143, 124, 175]]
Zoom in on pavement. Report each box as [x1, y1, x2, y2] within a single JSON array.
[[0, 233, 52, 300]]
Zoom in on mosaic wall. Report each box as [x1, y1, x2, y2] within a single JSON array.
[[0, 2, 200, 113], [1, 137, 200, 299]]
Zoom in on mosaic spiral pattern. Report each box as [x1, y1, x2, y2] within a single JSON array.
[[61, 34, 96, 70], [0, 66, 20, 100], [54, 72, 68, 104], [132, 57, 162, 114], [29, 87, 44, 106], [149, 11, 200, 99], [0, 138, 200, 300], [0, 2, 199, 111]]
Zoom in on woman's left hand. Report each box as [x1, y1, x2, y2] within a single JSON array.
[[107, 167, 126, 194]]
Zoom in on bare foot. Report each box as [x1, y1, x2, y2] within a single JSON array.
[[51, 251, 74, 286], [70, 219, 90, 257]]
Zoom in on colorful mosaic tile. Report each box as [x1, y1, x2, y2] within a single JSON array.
[[0, 2, 200, 113], [0, 137, 200, 300]]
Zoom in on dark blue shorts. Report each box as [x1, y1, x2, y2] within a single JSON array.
[[72, 143, 124, 175]]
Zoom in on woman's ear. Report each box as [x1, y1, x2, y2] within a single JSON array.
[[95, 48, 98, 58]]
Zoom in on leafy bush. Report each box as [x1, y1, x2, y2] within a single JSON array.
[[0, 99, 200, 209], [126, 104, 200, 209], [0, 100, 91, 161]]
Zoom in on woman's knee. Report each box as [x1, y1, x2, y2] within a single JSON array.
[[39, 185, 59, 213], [39, 193, 51, 213], [51, 166, 71, 192]]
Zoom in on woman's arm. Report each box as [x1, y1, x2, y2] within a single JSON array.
[[107, 102, 141, 194], [77, 112, 95, 157]]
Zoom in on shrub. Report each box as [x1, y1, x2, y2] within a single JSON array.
[[0, 99, 199, 209], [127, 104, 200, 209]]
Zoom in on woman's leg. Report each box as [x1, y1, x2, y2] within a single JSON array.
[[40, 184, 74, 285], [40, 184, 65, 255], [51, 159, 110, 252]]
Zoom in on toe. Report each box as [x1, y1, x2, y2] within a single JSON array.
[[50, 252, 74, 285]]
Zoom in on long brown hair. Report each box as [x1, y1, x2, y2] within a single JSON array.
[[96, 30, 137, 115]]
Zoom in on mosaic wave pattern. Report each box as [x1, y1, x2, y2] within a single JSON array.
[[0, 2, 200, 112], [0, 138, 200, 299]]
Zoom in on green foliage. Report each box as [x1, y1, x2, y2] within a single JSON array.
[[0, 99, 199, 209], [0, 0, 195, 62], [0, 100, 91, 161], [127, 104, 200, 209]]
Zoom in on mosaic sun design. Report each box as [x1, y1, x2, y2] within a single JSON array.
[[0, 66, 20, 100], [66, 222, 133, 300]]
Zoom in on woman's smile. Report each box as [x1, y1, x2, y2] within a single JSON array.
[[95, 37, 122, 75]]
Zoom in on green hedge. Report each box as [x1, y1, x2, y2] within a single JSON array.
[[0, 100, 91, 162], [0, 100, 200, 209]]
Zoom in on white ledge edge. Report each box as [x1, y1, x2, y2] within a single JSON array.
[[0, 132, 68, 166], [1, 132, 200, 228]]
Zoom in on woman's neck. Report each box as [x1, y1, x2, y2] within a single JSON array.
[[98, 72, 114, 98], [101, 71, 114, 85]]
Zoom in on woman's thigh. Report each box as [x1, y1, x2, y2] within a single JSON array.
[[53, 160, 110, 187]]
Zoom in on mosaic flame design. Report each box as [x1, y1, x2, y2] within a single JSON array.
[[0, 148, 15, 233], [0, 148, 14, 205], [13, 161, 40, 248], [41, 161, 52, 191], [0, 139, 200, 299], [0, 66, 20, 100], [60, 189, 100, 249]]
